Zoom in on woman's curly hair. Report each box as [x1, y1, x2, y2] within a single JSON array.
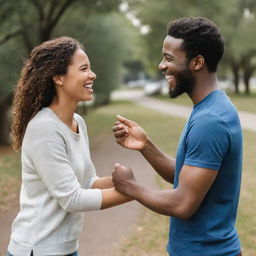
[[11, 36, 83, 151]]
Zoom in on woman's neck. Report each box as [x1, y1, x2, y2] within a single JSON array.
[[49, 98, 77, 130]]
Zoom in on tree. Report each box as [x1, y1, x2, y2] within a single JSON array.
[[56, 9, 140, 105], [0, 0, 124, 145], [127, 0, 256, 93]]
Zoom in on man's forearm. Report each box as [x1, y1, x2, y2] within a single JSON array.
[[128, 182, 188, 219], [140, 138, 176, 183]]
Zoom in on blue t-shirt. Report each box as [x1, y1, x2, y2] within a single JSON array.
[[167, 90, 242, 256]]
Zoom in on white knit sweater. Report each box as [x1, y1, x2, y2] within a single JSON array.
[[8, 108, 102, 256]]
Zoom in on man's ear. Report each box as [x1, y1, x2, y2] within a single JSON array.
[[190, 55, 205, 71], [52, 75, 63, 86]]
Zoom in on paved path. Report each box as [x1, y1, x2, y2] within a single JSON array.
[[0, 137, 157, 256], [112, 90, 256, 132]]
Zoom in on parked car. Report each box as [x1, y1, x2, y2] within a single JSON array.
[[144, 80, 168, 96], [144, 81, 162, 95], [127, 79, 147, 88]]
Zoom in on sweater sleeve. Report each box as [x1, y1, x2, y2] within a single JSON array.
[[31, 139, 102, 213], [75, 113, 100, 189]]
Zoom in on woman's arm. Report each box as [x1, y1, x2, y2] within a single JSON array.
[[100, 188, 133, 209], [92, 176, 113, 189], [92, 176, 133, 209]]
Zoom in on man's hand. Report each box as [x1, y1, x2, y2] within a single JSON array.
[[112, 163, 137, 197], [112, 115, 147, 150]]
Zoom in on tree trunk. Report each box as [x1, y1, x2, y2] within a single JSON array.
[[0, 94, 13, 145], [243, 73, 250, 94], [242, 65, 254, 95], [231, 64, 240, 94]]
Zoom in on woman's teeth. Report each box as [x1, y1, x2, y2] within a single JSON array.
[[84, 84, 92, 89]]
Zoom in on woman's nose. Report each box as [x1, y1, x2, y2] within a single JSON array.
[[89, 70, 96, 80]]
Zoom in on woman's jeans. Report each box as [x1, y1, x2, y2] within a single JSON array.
[[7, 251, 79, 256]]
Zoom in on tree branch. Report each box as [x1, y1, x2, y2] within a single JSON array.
[[50, 0, 77, 31], [17, 5, 33, 52], [46, 0, 59, 23], [39, 0, 77, 41], [0, 30, 21, 46], [30, 0, 44, 21]]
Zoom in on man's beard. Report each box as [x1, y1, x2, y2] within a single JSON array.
[[169, 68, 195, 99]]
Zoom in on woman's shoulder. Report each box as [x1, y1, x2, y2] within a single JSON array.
[[25, 108, 63, 141]]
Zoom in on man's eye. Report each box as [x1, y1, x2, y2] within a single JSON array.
[[166, 58, 173, 62]]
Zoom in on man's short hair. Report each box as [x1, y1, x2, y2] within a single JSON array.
[[167, 17, 224, 72]]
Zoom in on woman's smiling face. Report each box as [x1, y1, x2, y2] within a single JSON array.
[[57, 48, 97, 103]]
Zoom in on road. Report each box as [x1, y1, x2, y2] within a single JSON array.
[[112, 89, 256, 132]]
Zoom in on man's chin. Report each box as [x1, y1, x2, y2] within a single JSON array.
[[168, 89, 184, 99]]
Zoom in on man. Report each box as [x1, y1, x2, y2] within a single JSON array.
[[112, 17, 242, 256]]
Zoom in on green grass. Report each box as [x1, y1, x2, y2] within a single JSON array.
[[226, 93, 256, 114], [155, 92, 256, 114], [0, 149, 20, 211], [236, 130, 256, 255], [0, 100, 255, 255]]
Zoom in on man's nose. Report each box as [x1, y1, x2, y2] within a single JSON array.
[[159, 60, 166, 71]]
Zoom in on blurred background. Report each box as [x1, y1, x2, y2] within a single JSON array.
[[1, 0, 256, 145], [0, 0, 256, 255]]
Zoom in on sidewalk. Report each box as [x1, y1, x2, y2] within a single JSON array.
[[112, 90, 256, 132]]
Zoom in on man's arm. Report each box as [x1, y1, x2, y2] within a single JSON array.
[[140, 138, 176, 183], [112, 115, 175, 183], [112, 163, 217, 219]]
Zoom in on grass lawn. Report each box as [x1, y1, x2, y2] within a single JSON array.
[[0, 100, 255, 255], [155, 92, 256, 114], [0, 148, 20, 212]]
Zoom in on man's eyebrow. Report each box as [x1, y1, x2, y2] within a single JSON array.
[[163, 52, 174, 58]]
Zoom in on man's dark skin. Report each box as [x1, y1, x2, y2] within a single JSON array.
[[111, 35, 220, 219]]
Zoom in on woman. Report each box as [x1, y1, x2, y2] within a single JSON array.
[[8, 37, 131, 256]]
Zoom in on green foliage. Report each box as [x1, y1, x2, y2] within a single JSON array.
[[0, 0, 126, 104], [56, 10, 140, 105], [128, 0, 256, 92], [0, 38, 26, 102]]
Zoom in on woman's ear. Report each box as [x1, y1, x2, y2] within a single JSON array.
[[190, 55, 205, 71], [52, 75, 63, 86]]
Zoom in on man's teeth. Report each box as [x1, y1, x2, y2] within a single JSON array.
[[165, 75, 174, 80]]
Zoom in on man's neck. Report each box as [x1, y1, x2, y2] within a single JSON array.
[[188, 73, 219, 105]]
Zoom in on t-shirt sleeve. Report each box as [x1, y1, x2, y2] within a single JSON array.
[[184, 114, 231, 170], [32, 139, 102, 213]]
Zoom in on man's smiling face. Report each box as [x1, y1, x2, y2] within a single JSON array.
[[159, 35, 195, 98]]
